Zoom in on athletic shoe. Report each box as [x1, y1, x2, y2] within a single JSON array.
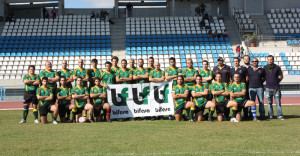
[[34, 119, 39, 124], [230, 118, 239, 122], [159, 116, 164, 120], [208, 117, 214, 122], [269, 116, 274, 120], [89, 119, 94, 123], [253, 118, 260, 122], [107, 119, 112, 122], [151, 117, 156, 121], [189, 119, 195, 122], [19, 119, 26, 124], [278, 116, 284, 120], [168, 115, 172, 120], [53, 120, 58, 124]]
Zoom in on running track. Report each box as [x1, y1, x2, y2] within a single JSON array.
[[1, 96, 300, 110]]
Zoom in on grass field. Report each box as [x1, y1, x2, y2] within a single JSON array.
[[0, 106, 300, 156]]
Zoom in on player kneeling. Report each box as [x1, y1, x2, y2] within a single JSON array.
[[56, 76, 73, 123], [211, 72, 238, 122], [229, 73, 256, 122], [71, 77, 94, 123], [90, 77, 111, 122], [171, 75, 195, 122], [36, 77, 59, 124], [191, 75, 215, 122]]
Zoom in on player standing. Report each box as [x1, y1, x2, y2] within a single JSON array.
[[56, 76, 73, 123], [116, 59, 132, 84], [133, 59, 149, 84], [146, 57, 155, 73], [111, 56, 120, 73]]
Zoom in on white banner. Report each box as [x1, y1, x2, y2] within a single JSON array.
[[107, 81, 174, 118]]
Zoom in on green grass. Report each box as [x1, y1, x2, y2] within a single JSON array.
[[1, 106, 300, 156]]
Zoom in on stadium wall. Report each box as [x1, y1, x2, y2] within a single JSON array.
[[263, 0, 300, 13], [64, 8, 114, 17]]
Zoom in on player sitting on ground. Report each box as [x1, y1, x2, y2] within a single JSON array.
[[71, 77, 94, 123], [90, 77, 111, 122], [211, 72, 238, 122], [36, 77, 58, 124], [191, 75, 216, 122], [172, 75, 195, 122], [228, 73, 256, 122], [19, 65, 41, 124], [56, 76, 73, 123]]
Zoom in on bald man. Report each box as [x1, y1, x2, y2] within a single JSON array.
[[72, 59, 89, 88], [57, 60, 74, 88]]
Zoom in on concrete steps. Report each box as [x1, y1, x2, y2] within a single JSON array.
[[109, 18, 126, 64]]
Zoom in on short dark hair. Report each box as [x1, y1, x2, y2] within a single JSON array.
[[148, 57, 154, 60], [28, 65, 35, 71], [121, 59, 127, 63], [94, 77, 100, 82], [76, 77, 82, 80], [202, 60, 208, 64], [169, 57, 175, 62], [60, 76, 66, 81], [234, 73, 240, 76], [234, 57, 240, 62], [112, 56, 119, 62], [215, 72, 222, 77], [243, 55, 250, 59], [177, 75, 184, 81], [105, 61, 112, 66], [267, 55, 274, 59], [196, 75, 202, 79], [91, 59, 98, 64], [41, 77, 48, 81]]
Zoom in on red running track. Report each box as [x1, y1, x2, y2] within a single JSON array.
[[1, 96, 300, 110]]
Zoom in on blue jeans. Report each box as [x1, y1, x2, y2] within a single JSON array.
[[265, 88, 283, 117], [249, 88, 265, 118]]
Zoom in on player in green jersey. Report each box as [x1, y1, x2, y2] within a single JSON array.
[[71, 77, 94, 123], [146, 57, 155, 73], [88, 59, 103, 88], [100, 61, 116, 88], [128, 59, 137, 84], [36, 77, 58, 124], [19, 65, 41, 124], [172, 75, 195, 122], [149, 61, 165, 82], [90, 77, 111, 122], [228, 73, 256, 122], [199, 60, 213, 99], [56, 76, 73, 123], [57, 60, 74, 88], [133, 58, 149, 84], [111, 56, 120, 73], [191, 75, 215, 122], [72, 59, 89, 87], [211, 72, 238, 122], [116, 59, 132, 84]]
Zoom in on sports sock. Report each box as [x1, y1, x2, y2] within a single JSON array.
[[106, 109, 111, 120], [209, 108, 215, 118], [186, 109, 190, 118], [189, 107, 195, 120], [23, 105, 29, 120], [232, 107, 237, 118], [51, 112, 56, 121], [66, 110, 70, 120], [33, 108, 38, 120], [71, 109, 76, 120], [83, 113, 87, 117], [251, 106, 257, 119], [103, 109, 107, 120]]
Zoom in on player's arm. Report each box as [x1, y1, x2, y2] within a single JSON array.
[[279, 74, 283, 83], [211, 88, 225, 95], [23, 79, 35, 84], [65, 96, 72, 101], [246, 76, 249, 83], [44, 94, 53, 101], [165, 73, 177, 81], [57, 94, 67, 100], [184, 76, 196, 82], [231, 90, 246, 97], [37, 95, 47, 100], [90, 93, 102, 98], [172, 90, 188, 99], [98, 93, 106, 98], [66, 77, 74, 83], [202, 76, 213, 82], [120, 75, 133, 82], [192, 89, 208, 97], [72, 93, 85, 99]]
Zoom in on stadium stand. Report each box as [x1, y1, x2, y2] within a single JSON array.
[[0, 15, 112, 80], [125, 16, 233, 70], [233, 10, 255, 32]]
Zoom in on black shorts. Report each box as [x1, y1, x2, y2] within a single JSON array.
[[93, 103, 105, 117], [195, 101, 208, 114], [237, 100, 248, 113], [175, 103, 187, 115], [39, 104, 52, 116], [75, 107, 84, 116], [58, 103, 71, 117], [215, 100, 229, 114], [23, 91, 38, 104], [207, 94, 213, 101]]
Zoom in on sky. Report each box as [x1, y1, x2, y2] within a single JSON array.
[[65, 0, 115, 8]]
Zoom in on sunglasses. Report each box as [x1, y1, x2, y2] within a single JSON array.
[[252, 61, 258, 62]]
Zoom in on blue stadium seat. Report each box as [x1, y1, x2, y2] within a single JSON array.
[[280, 52, 285, 56], [287, 40, 292, 46], [295, 71, 300, 75], [289, 71, 295, 75], [254, 53, 259, 57], [264, 53, 269, 57], [284, 62, 290, 66]]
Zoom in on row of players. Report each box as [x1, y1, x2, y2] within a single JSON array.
[[19, 55, 284, 124]]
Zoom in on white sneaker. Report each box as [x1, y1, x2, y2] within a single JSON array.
[[34, 119, 39, 124], [53, 120, 58, 124], [19, 119, 26, 123], [230, 118, 239, 122]]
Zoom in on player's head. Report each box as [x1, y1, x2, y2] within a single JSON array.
[[129, 59, 135, 67], [234, 73, 240, 82], [121, 59, 127, 68], [45, 61, 52, 70], [217, 57, 224, 66], [62, 60, 68, 69], [60, 76, 66, 86], [76, 77, 83, 86], [78, 59, 84, 68], [169, 57, 176, 67], [195, 75, 202, 85], [252, 57, 259, 67], [111, 56, 119, 66], [234, 57, 240, 67], [177, 75, 184, 85], [28, 65, 35, 74], [202, 60, 208, 70], [267, 55, 274, 65], [148, 57, 154, 66], [91, 59, 98, 68], [154, 61, 160, 70], [105, 61, 112, 71], [41, 77, 48, 86], [138, 58, 144, 67], [215, 72, 222, 82], [94, 77, 101, 86], [187, 59, 193, 68], [243, 55, 250, 65]]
